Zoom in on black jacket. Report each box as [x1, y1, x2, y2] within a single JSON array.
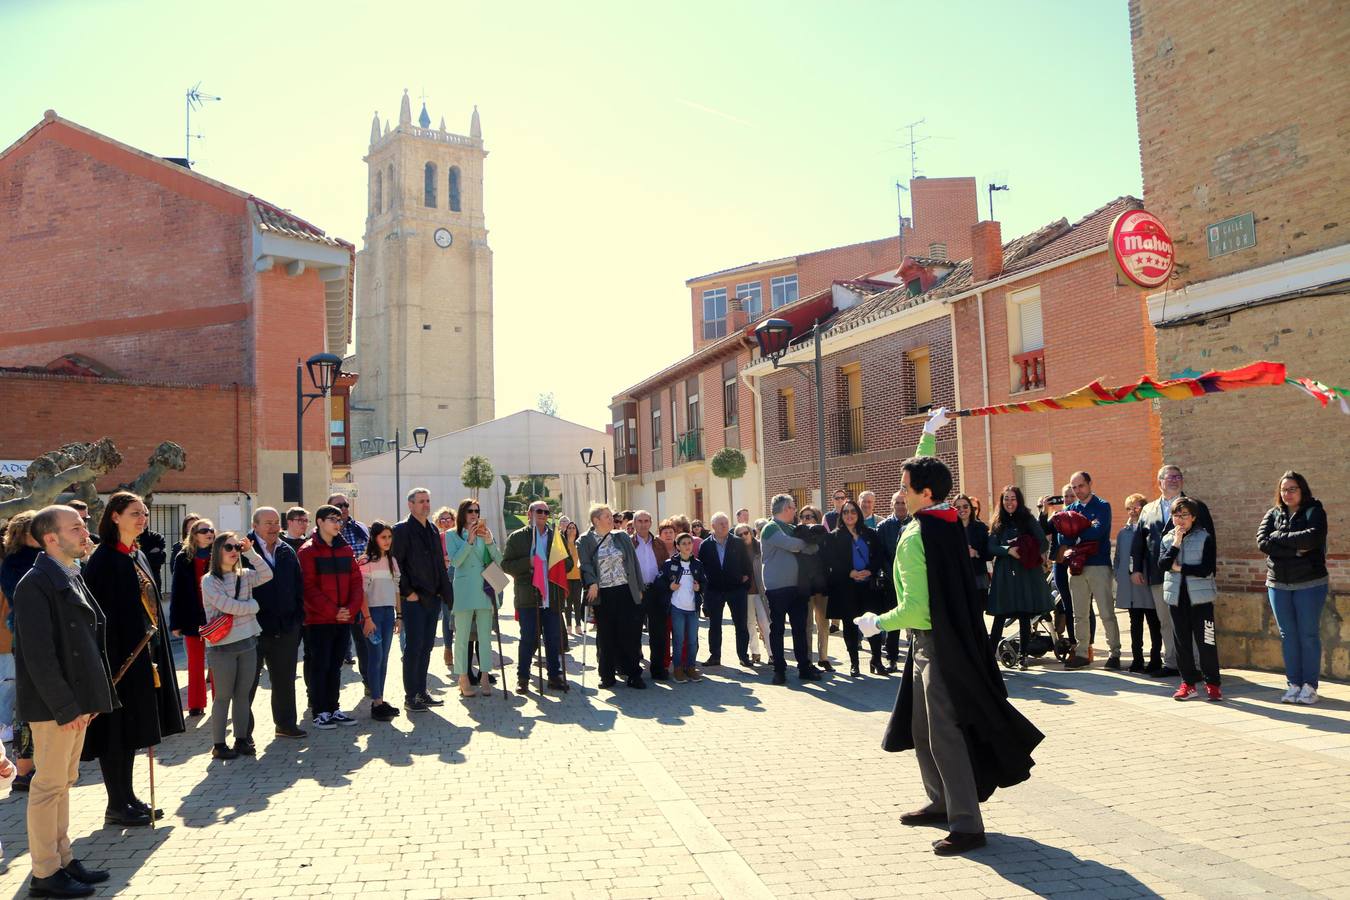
[[658, 555, 706, 614], [964, 519, 992, 590], [169, 549, 207, 635], [13, 554, 119, 725], [1131, 493, 1216, 585], [1257, 499, 1328, 585], [796, 523, 830, 596], [81, 544, 185, 757], [823, 526, 885, 617], [391, 516, 451, 605], [139, 529, 168, 591], [697, 534, 751, 593], [246, 533, 305, 633], [883, 509, 1043, 800]]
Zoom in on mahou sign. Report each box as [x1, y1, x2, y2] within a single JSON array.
[[1110, 210, 1175, 288]]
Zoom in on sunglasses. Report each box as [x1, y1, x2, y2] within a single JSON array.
[[800, 515, 816, 522], [195, 528, 216, 535], [319, 515, 341, 523], [333, 503, 349, 509], [221, 543, 244, 552], [533, 509, 549, 515], [467, 508, 481, 514]]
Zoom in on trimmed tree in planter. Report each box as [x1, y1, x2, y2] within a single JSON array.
[[710, 447, 748, 515], [460, 455, 495, 499]]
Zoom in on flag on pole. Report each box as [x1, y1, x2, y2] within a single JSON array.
[[548, 526, 571, 591]]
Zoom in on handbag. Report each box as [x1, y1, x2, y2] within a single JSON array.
[[482, 560, 509, 595], [200, 573, 239, 645]]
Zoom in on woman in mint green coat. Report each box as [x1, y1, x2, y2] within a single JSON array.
[[444, 498, 501, 697]]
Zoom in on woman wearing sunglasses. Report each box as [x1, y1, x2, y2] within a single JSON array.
[[170, 517, 217, 716], [200, 532, 273, 759], [444, 499, 500, 697]]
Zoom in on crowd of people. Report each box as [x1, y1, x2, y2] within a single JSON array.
[[0, 409, 1333, 890]]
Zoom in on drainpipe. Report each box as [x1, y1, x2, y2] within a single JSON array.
[[738, 363, 765, 514], [975, 290, 993, 512]]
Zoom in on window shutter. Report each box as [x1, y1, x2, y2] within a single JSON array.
[[1018, 297, 1043, 352], [1016, 458, 1055, 506]]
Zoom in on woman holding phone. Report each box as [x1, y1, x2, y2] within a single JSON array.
[[444, 499, 500, 698]]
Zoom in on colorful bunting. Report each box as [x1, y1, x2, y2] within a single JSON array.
[[954, 361, 1349, 418]]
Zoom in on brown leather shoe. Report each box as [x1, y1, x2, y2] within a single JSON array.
[[1064, 654, 1090, 670], [932, 831, 987, 855], [900, 808, 947, 826]]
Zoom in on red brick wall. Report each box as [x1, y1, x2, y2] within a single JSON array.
[[0, 121, 252, 383], [0, 372, 256, 493], [951, 252, 1160, 514], [761, 317, 958, 512], [253, 267, 329, 454], [796, 237, 902, 297], [909, 177, 980, 262]]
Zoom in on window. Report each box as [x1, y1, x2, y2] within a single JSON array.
[[771, 274, 799, 309], [845, 481, 867, 504], [423, 162, 437, 207], [650, 403, 662, 449], [374, 171, 383, 214], [735, 281, 763, 319], [909, 347, 932, 412], [906, 278, 923, 296], [387, 164, 395, 207], [448, 166, 462, 212], [685, 375, 701, 431], [1012, 288, 1043, 352], [1008, 286, 1045, 392], [779, 387, 797, 440], [702, 288, 727, 339], [722, 359, 738, 428], [1015, 453, 1055, 507], [789, 486, 808, 512]]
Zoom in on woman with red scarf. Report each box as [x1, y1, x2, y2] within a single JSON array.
[[82, 492, 185, 827], [170, 517, 216, 716]]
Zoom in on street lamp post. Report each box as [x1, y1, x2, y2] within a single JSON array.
[[294, 353, 343, 508], [388, 426, 430, 520], [754, 317, 827, 513], [579, 446, 608, 504]]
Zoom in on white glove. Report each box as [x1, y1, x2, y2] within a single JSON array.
[[854, 612, 881, 638], [923, 406, 952, 435]]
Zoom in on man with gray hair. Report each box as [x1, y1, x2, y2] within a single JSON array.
[[244, 507, 306, 741], [698, 512, 752, 668], [759, 495, 822, 685]]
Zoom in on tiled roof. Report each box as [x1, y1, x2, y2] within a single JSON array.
[[824, 196, 1141, 337], [250, 197, 349, 248], [684, 235, 897, 284], [907, 256, 957, 269]]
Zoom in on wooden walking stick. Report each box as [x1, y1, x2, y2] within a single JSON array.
[[491, 592, 508, 703], [146, 745, 157, 830]]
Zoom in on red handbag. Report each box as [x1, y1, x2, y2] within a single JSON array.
[[200, 573, 240, 644]]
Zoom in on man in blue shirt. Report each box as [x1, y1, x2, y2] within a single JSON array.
[[1065, 471, 1121, 669]]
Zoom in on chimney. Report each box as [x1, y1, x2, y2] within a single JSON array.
[[971, 221, 1003, 282], [928, 241, 947, 260], [728, 295, 750, 334]]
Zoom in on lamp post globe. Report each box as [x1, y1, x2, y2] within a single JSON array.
[[580, 447, 594, 467], [413, 426, 430, 450], [754, 318, 795, 362], [305, 352, 343, 394]]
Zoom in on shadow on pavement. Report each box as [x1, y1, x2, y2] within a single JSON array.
[[967, 833, 1163, 898]]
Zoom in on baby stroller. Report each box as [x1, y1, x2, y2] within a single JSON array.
[[996, 612, 1073, 669]]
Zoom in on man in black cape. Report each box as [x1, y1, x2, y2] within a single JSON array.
[[857, 408, 1042, 855]]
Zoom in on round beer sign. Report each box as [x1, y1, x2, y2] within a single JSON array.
[[1109, 210, 1175, 288]]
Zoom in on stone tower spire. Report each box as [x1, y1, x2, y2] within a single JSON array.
[[439, 115, 446, 132], [369, 110, 381, 146], [398, 88, 412, 126], [470, 105, 481, 139], [418, 102, 431, 129]]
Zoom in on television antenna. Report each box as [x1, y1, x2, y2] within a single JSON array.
[[185, 82, 222, 166], [987, 182, 1010, 220]]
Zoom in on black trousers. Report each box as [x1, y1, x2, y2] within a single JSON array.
[[990, 614, 1033, 655], [642, 582, 671, 676], [1170, 589, 1220, 686], [1129, 607, 1162, 662], [99, 743, 137, 810], [766, 586, 814, 676], [596, 585, 643, 682], [248, 627, 302, 737], [401, 597, 441, 700], [303, 624, 346, 715], [704, 588, 748, 663]]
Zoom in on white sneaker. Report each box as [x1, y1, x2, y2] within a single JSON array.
[[1296, 684, 1319, 705], [313, 712, 336, 731], [1280, 683, 1301, 703], [331, 710, 358, 726]]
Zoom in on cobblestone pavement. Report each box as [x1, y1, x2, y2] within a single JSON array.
[[1, 591, 1346, 899]]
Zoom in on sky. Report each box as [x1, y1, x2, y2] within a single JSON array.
[[2, 0, 1142, 431]]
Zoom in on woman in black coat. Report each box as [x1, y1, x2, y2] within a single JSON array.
[[824, 500, 885, 677], [81, 492, 185, 827], [955, 494, 992, 611]]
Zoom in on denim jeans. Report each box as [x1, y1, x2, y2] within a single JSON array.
[[0, 653, 15, 727], [671, 606, 699, 669], [365, 606, 396, 699], [1269, 584, 1328, 688], [401, 597, 441, 700]]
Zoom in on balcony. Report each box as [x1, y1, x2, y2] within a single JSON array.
[[833, 406, 865, 455], [614, 451, 640, 477], [1013, 349, 1046, 393], [676, 428, 704, 464]]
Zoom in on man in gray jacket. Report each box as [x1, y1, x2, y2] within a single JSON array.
[[759, 494, 822, 685]]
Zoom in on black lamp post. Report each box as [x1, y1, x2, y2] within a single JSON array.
[[754, 317, 827, 514], [392, 426, 430, 520], [294, 352, 343, 507], [580, 446, 608, 504]]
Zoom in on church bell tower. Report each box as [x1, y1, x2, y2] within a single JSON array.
[[352, 89, 494, 449]]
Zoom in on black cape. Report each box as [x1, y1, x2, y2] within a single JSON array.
[[882, 508, 1043, 801], [81, 544, 185, 759]]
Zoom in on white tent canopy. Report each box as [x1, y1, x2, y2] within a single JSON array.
[[348, 410, 611, 540]]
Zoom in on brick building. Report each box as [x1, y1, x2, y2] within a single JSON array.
[[1130, 0, 1350, 677], [612, 178, 980, 520], [0, 111, 354, 533], [748, 197, 1161, 523]]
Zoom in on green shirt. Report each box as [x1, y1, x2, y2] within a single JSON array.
[[878, 431, 936, 632]]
